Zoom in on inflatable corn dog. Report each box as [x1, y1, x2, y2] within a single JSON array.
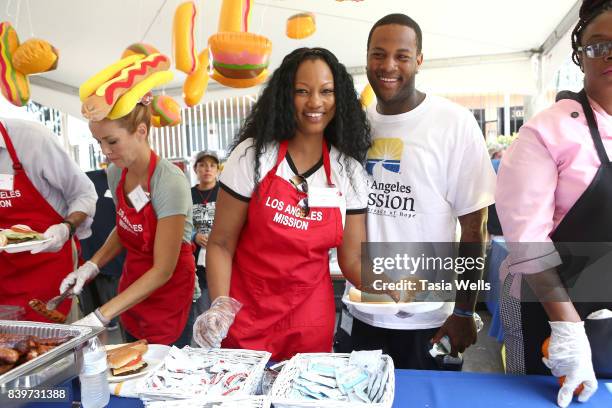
[[80, 53, 172, 121], [183, 49, 209, 106]]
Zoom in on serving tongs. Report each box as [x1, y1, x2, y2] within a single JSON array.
[[45, 282, 76, 311]]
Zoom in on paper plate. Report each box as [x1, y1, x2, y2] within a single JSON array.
[[0, 238, 51, 253], [342, 294, 444, 316], [106, 344, 170, 383]]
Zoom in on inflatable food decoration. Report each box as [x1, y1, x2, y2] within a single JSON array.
[[183, 49, 209, 107], [151, 95, 181, 127], [12, 39, 59, 75], [80, 53, 173, 121], [360, 83, 375, 109], [173, 1, 199, 74], [209, 0, 272, 88], [121, 43, 160, 58], [286, 12, 316, 39], [0, 22, 59, 106]]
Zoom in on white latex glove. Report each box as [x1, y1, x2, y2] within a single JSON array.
[[193, 296, 242, 349], [543, 321, 598, 408], [59, 261, 100, 295], [73, 312, 105, 327], [31, 223, 70, 254]]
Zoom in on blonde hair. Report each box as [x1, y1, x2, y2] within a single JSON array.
[[114, 103, 152, 134]]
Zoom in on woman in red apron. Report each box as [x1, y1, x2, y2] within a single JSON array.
[[0, 120, 93, 322], [60, 69, 195, 345], [193, 48, 372, 361]]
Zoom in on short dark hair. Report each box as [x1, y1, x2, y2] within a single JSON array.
[[571, 0, 612, 66], [367, 13, 423, 53]]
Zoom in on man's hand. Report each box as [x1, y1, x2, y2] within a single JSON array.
[[431, 314, 477, 356], [31, 223, 70, 254], [195, 233, 209, 248]]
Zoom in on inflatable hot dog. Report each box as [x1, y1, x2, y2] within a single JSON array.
[[173, 1, 199, 74], [0, 22, 29, 106], [80, 53, 173, 121]]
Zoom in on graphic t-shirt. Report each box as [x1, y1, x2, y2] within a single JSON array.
[[191, 184, 219, 260], [346, 94, 496, 330]]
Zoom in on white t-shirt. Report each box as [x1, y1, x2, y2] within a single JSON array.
[[220, 138, 368, 226], [0, 118, 97, 238], [346, 94, 496, 330]]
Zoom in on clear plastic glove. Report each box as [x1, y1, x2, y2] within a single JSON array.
[[73, 312, 105, 327], [193, 296, 242, 349], [59, 261, 100, 295], [543, 321, 598, 408], [30, 223, 70, 254]]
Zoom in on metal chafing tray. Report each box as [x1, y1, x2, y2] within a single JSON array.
[[0, 320, 104, 391]]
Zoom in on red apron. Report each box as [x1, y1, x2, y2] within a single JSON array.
[[0, 122, 76, 322], [222, 140, 343, 361], [115, 151, 195, 344]]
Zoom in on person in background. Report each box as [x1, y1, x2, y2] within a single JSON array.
[[191, 150, 221, 315], [193, 47, 372, 361], [60, 63, 195, 346], [496, 1, 611, 406], [0, 118, 97, 322], [337, 13, 496, 370]]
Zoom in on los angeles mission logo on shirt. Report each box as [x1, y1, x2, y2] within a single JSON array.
[[117, 208, 143, 234], [366, 138, 416, 218], [265, 196, 323, 231]]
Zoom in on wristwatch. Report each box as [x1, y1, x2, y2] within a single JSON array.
[[62, 220, 76, 238]]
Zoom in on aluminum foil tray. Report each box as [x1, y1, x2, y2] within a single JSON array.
[[0, 320, 103, 389]]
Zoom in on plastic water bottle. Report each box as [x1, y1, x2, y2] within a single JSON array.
[[79, 337, 110, 408]]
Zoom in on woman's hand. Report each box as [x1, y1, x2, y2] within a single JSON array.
[[195, 233, 209, 248]]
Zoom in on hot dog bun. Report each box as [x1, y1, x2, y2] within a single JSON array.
[[348, 287, 396, 303], [107, 340, 148, 376]]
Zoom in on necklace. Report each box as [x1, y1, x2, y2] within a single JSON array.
[[196, 186, 215, 205]]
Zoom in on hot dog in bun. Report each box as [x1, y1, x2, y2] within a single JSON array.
[[107, 340, 148, 376]]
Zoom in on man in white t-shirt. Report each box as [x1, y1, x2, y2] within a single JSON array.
[[339, 14, 496, 369]]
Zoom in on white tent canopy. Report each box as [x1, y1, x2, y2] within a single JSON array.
[[0, 0, 580, 119]]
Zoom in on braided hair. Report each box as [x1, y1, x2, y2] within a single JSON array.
[[571, 0, 612, 66]]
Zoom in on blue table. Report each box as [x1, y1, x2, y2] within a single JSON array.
[[485, 237, 508, 343], [105, 370, 612, 407]]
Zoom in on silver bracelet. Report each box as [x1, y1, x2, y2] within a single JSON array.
[[94, 307, 111, 326]]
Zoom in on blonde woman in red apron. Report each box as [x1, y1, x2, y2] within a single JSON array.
[[60, 70, 195, 346], [193, 48, 373, 361]]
